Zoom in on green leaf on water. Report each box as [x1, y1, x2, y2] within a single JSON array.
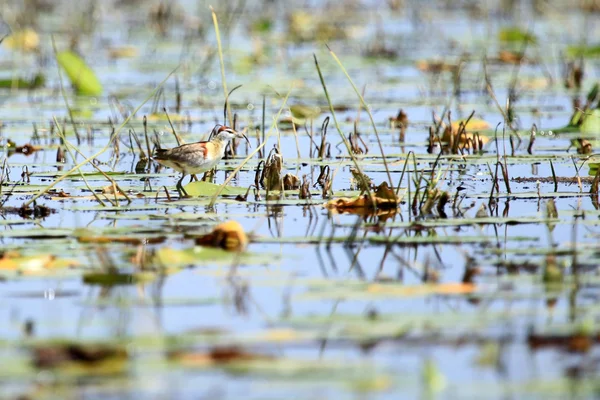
[[581, 109, 600, 134], [423, 359, 447, 394], [498, 27, 537, 44], [56, 50, 103, 96], [83, 272, 156, 286], [566, 44, 600, 58], [0, 73, 45, 89], [184, 180, 248, 197], [290, 104, 321, 124]]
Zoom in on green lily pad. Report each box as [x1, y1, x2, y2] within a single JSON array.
[[581, 109, 600, 134], [56, 50, 103, 96], [566, 44, 600, 58], [184, 181, 248, 197], [498, 27, 537, 44]]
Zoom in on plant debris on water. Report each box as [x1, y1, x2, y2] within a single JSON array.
[[1, 0, 600, 399]]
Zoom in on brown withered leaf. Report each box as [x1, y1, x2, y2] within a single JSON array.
[[325, 182, 400, 214], [415, 60, 458, 74], [194, 220, 248, 252], [389, 109, 408, 128], [101, 184, 127, 195], [32, 342, 128, 370], [170, 345, 274, 367], [299, 174, 311, 199], [77, 235, 165, 245], [528, 332, 597, 353], [13, 143, 42, 155], [576, 138, 593, 154], [497, 50, 526, 64], [0, 253, 79, 273], [283, 173, 300, 190], [262, 149, 283, 191], [432, 117, 491, 154]]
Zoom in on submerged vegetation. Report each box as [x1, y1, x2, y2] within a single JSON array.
[[1, 0, 600, 398]]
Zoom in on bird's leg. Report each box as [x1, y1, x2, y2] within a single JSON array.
[[176, 174, 189, 198]]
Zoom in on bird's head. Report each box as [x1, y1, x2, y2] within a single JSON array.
[[213, 125, 250, 144]]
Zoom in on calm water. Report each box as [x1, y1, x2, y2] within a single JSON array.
[[0, 1, 599, 398]]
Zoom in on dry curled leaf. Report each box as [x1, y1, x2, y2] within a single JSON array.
[[283, 173, 300, 190], [170, 345, 274, 367], [431, 116, 491, 154], [101, 184, 126, 195], [195, 220, 248, 252], [261, 149, 283, 191], [415, 59, 458, 73], [32, 342, 128, 370], [325, 182, 400, 213], [12, 143, 42, 156], [3, 29, 39, 52], [77, 234, 165, 245], [575, 138, 593, 154], [450, 119, 490, 132], [108, 45, 138, 59]]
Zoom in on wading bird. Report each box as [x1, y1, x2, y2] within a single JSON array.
[[153, 125, 249, 198]]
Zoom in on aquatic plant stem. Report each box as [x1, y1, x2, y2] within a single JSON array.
[[313, 54, 373, 200], [23, 68, 178, 208], [52, 117, 110, 206], [208, 87, 293, 207], [211, 7, 233, 128], [327, 46, 394, 190]]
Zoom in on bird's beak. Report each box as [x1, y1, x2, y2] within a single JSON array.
[[235, 129, 251, 146]]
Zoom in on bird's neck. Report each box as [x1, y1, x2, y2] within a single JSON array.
[[212, 137, 230, 157]]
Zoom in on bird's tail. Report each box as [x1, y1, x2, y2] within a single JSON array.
[[152, 148, 169, 160]]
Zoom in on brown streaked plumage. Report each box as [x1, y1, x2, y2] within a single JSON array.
[[153, 125, 249, 198]]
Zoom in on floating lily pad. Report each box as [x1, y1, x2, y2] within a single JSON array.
[[56, 50, 103, 96]]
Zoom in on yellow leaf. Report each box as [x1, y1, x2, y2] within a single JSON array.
[[366, 282, 476, 296], [108, 46, 138, 59], [195, 220, 248, 252], [0, 258, 18, 270], [451, 119, 490, 132], [260, 328, 300, 343], [351, 375, 393, 393], [3, 29, 39, 52]]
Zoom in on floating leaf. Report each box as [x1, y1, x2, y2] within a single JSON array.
[[184, 180, 248, 197], [0, 253, 78, 274], [3, 28, 39, 52], [450, 119, 490, 132], [31, 342, 128, 374], [566, 44, 600, 58], [350, 375, 393, 393], [325, 182, 400, 214], [475, 342, 500, 366], [423, 359, 447, 394], [108, 45, 138, 59], [170, 346, 274, 368], [194, 220, 248, 252], [258, 328, 302, 343], [497, 50, 525, 64], [289, 104, 321, 124], [498, 27, 537, 44], [146, 112, 184, 122], [580, 109, 600, 134], [56, 50, 103, 96], [83, 272, 156, 286], [0, 73, 45, 89], [415, 59, 458, 73]]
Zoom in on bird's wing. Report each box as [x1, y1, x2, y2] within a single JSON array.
[[153, 141, 209, 161]]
